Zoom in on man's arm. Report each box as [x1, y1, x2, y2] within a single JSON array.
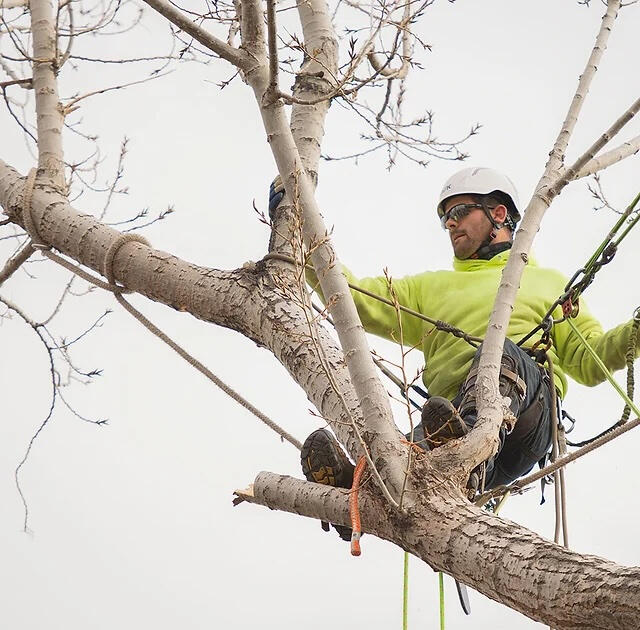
[[554, 300, 640, 387], [306, 264, 429, 348]]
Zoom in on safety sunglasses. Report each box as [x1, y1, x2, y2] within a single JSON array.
[[440, 203, 491, 230]]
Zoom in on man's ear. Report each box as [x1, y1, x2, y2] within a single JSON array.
[[492, 204, 508, 224]]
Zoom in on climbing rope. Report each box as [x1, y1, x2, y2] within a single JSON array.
[[546, 353, 569, 548], [102, 234, 303, 450], [345, 282, 481, 347], [475, 409, 640, 505], [621, 312, 640, 423], [565, 317, 640, 418], [17, 174, 302, 451], [566, 308, 640, 447], [402, 551, 409, 630]]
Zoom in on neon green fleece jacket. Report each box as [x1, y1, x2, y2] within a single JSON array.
[[308, 250, 638, 400]]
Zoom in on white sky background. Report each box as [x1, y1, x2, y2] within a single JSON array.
[[1, 1, 640, 628]]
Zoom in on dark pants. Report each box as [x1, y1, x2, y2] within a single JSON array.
[[409, 339, 554, 489], [454, 339, 554, 488]]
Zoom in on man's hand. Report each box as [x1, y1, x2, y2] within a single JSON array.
[[268, 175, 285, 215]]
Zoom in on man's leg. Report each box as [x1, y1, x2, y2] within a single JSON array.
[[420, 339, 553, 489]]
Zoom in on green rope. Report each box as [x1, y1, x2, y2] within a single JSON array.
[[566, 318, 640, 418], [584, 190, 640, 270], [402, 552, 409, 630], [621, 315, 640, 423], [439, 572, 445, 630]]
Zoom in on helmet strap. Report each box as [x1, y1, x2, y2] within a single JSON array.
[[470, 199, 505, 259]]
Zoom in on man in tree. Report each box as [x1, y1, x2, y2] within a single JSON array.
[[270, 166, 638, 538]]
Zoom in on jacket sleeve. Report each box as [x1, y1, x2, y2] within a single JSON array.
[[553, 299, 640, 387], [306, 264, 428, 348]]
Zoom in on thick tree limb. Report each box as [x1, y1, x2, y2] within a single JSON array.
[[245, 469, 640, 630], [241, 0, 408, 503], [0, 161, 377, 484]]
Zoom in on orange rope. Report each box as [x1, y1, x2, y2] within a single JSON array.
[[350, 456, 367, 556]]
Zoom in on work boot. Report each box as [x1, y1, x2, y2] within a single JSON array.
[[300, 429, 354, 541], [420, 396, 469, 449]]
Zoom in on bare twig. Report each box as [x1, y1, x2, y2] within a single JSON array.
[[62, 71, 173, 113], [266, 0, 278, 98], [0, 238, 33, 287], [0, 295, 56, 532]]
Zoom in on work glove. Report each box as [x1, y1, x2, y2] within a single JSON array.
[[268, 174, 285, 215]]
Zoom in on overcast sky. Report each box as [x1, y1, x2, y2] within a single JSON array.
[[2, 1, 640, 628]]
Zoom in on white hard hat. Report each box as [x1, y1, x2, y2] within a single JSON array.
[[437, 167, 521, 227]]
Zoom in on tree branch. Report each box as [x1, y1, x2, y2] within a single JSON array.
[[243, 0, 407, 502], [0, 161, 379, 481], [265, 0, 278, 98], [0, 239, 33, 287], [141, 0, 251, 70], [466, 0, 623, 472], [558, 94, 640, 188], [237, 472, 354, 529], [547, 0, 620, 173], [30, 0, 66, 190], [244, 469, 640, 630], [575, 134, 640, 179]]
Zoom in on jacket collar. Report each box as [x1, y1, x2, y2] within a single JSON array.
[[452, 249, 537, 271]]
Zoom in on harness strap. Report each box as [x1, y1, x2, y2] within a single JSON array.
[[465, 364, 527, 399]]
